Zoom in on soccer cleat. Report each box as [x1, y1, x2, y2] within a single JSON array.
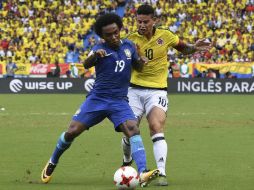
[[122, 159, 133, 167], [139, 169, 160, 187], [155, 174, 168, 186], [41, 161, 56, 183]]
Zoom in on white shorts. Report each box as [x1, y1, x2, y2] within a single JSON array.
[[127, 87, 168, 118]]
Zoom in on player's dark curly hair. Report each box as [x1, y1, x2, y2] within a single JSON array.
[[137, 4, 155, 16], [94, 13, 123, 37]]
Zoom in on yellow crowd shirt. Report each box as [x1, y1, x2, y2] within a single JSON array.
[[127, 28, 179, 88]]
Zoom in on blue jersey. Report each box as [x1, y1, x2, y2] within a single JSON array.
[[89, 39, 139, 98]]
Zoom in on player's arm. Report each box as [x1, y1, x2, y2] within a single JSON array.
[[131, 43, 148, 72], [132, 56, 148, 72], [83, 49, 107, 69], [174, 39, 211, 55]]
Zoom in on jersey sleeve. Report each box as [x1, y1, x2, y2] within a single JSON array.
[[165, 30, 180, 48], [129, 40, 139, 62]]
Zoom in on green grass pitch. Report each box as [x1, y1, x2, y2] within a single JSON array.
[[0, 94, 254, 190]]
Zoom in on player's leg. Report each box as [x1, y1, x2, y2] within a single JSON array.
[[145, 90, 169, 186], [121, 87, 144, 166], [109, 98, 146, 173], [147, 107, 168, 186], [50, 121, 88, 164], [121, 136, 132, 166], [119, 121, 159, 187], [109, 99, 159, 187], [121, 117, 142, 166], [41, 96, 107, 183], [41, 120, 88, 183], [120, 120, 146, 173]]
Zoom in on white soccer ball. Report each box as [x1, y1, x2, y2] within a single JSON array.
[[113, 166, 139, 190]]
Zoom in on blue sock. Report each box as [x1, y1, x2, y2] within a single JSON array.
[[130, 135, 147, 174], [50, 132, 72, 164]]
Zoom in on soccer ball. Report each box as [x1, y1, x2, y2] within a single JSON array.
[[113, 166, 139, 190]]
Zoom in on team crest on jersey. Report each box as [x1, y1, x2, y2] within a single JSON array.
[[124, 49, 131, 59], [157, 38, 164, 45]]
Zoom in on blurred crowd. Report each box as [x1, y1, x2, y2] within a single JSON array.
[[0, 0, 254, 78], [0, 0, 118, 66]]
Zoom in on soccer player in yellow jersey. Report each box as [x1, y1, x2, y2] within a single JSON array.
[[121, 4, 211, 186]]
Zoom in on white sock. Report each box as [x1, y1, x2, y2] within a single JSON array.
[[151, 133, 167, 176], [122, 136, 132, 163]]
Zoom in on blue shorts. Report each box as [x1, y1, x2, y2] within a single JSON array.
[[72, 95, 136, 131]]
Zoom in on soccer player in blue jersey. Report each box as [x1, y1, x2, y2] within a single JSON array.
[[41, 13, 159, 187]]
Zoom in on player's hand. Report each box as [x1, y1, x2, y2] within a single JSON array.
[[136, 44, 148, 64], [95, 49, 107, 58], [139, 56, 148, 65], [194, 38, 212, 53]]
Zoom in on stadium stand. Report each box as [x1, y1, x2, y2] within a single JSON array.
[[0, 0, 253, 78], [0, 0, 118, 63]]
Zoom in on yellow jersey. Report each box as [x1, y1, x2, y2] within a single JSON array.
[[127, 28, 179, 88]]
